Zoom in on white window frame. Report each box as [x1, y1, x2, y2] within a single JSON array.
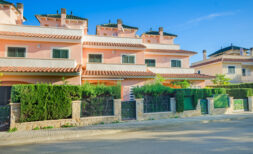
[[171, 59, 182, 68], [5, 45, 28, 58], [145, 59, 156, 67], [227, 65, 236, 74], [51, 47, 71, 59], [87, 53, 104, 63], [121, 54, 136, 64]]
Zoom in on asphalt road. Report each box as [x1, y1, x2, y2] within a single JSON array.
[[1, 117, 253, 154]]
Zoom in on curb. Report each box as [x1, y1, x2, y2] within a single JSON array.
[[0, 115, 251, 146]]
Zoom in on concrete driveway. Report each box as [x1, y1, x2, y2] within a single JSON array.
[[1, 116, 253, 154]]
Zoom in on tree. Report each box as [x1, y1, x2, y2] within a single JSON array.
[[154, 74, 165, 84], [212, 74, 231, 85], [171, 80, 190, 88]]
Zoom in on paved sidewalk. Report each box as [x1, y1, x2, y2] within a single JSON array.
[[0, 113, 252, 146]]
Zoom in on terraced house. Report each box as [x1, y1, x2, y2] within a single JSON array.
[[191, 45, 253, 84], [0, 0, 213, 100]]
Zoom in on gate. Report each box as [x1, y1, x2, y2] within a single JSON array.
[[234, 99, 249, 111], [184, 96, 195, 110], [121, 101, 136, 120], [200, 99, 208, 114], [0, 86, 12, 131]]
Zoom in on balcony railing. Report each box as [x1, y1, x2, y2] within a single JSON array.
[[83, 35, 143, 44], [148, 67, 195, 74], [0, 57, 76, 68], [86, 63, 147, 72]]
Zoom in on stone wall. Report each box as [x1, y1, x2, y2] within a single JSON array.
[[136, 98, 201, 120], [10, 99, 122, 131]]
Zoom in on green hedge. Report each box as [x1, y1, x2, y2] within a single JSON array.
[[226, 88, 253, 99], [209, 83, 253, 89], [133, 83, 174, 98], [11, 83, 121, 122], [213, 94, 229, 108], [81, 82, 121, 99], [11, 84, 78, 122]]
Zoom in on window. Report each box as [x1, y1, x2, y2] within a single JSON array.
[[171, 60, 181, 68], [242, 68, 246, 76], [228, 66, 235, 74], [88, 54, 102, 63], [197, 70, 201, 74], [122, 55, 135, 64], [7, 47, 26, 57], [145, 59, 156, 67], [52, 49, 69, 59]]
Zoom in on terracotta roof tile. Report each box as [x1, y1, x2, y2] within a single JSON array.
[[83, 41, 146, 48], [83, 70, 155, 78], [145, 49, 197, 54], [0, 31, 81, 40], [0, 64, 82, 73], [191, 58, 222, 68], [160, 73, 214, 79]]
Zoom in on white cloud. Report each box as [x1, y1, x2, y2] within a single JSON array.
[[187, 12, 235, 24]]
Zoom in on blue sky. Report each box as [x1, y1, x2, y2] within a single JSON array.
[[9, 0, 253, 63]]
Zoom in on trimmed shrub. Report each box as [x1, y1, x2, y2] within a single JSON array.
[[133, 83, 174, 98], [226, 88, 253, 99], [175, 90, 184, 112], [209, 83, 253, 89]]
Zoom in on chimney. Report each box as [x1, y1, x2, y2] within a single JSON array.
[[61, 8, 66, 26], [17, 3, 24, 21], [203, 50, 207, 60], [159, 27, 163, 36], [117, 19, 123, 30], [250, 48, 253, 56]]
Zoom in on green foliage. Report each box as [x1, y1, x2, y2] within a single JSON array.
[[226, 88, 253, 99], [11, 84, 80, 122], [0, 73, 2, 85], [175, 90, 184, 112], [213, 94, 229, 108], [81, 82, 121, 99], [154, 74, 165, 84], [171, 80, 190, 88], [212, 74, 231, 85], [8, 127, 17, 133], [42, 126, 54, 129], [33, 127, 40, 130], [133, 83, 174, 98], [61, 123, 75, 128]]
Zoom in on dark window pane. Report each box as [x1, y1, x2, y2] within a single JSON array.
[[89, 54, 102, 63], [171, 60, 181, 68], [53, 49, 69, 59], [145, 59, 156, 67], [122, 55, 135, 64], [228, 66, 235, 74], [7, 47, 25, 57]]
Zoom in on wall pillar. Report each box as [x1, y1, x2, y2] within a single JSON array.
[[136, 98, 144, 121], [10, 103, 21, 129], [170, 97, 176, 113], [207, 97, 214, 115], [196, 99, 201, 113], [229, 97, 234, 113], [114, 99, 122, 121], [248, 96, 253, 112], [72, 100, 81, 122]]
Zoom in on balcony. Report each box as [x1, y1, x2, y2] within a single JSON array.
[[83, 35, 143, 44], [0, 57, 76, 68], [143, 43, 180, 50], [86, 63, 147, 72], [148, 67, 195, 74]]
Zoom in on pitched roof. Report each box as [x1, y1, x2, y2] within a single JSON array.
[[160, 73, 214, 79], [83, 42, 146, 49], [208, 45, 249, 57], [191, 58, 223, 68], [0, 31, 82, 40], [144, 31, 177, 37], [145, 49, 197, 55], [0, 65, 82, 73], [83, 70, 155, 78], [0, 0, 27, 20], [99, 23, 138, 30], [36, 14, 87, 21]]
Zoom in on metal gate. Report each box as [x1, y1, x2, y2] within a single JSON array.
[[200, 99, 208, 114], [121, 101, 136, 120], [234, 99, 249, 111], [0, 86, 12, 131]]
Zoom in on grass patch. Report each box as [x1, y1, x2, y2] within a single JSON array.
[[42, 126, 54, 129], [61, 123, 75, 128], [112, 120, 120, 124], [8, 127, 17, 133]]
